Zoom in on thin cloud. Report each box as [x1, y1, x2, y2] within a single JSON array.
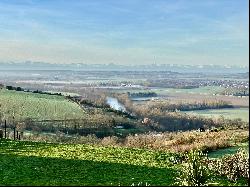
[[0, 0, 248, 66]]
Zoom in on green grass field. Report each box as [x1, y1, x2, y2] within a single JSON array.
[[0, 89, 86, 121], [182, 108, 249, 122], [0, 139, 247, 186], [208, 142, 249, 159]]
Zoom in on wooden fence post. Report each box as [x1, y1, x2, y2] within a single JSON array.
[[13, 127, 16, 140], [20, 132, 23, 140], [4, 120, 6, 138], [0, 129, 3, 139]]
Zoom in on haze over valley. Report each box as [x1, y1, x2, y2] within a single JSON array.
[[0, 0, 249, 186]]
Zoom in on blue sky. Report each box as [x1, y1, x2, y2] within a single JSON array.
[[0, 0, 248, 66]]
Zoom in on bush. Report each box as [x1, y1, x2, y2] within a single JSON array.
[[101, 136, 119, 146], [175, 150, 210, 186], [6, 85, 14, 90], [208, 148, 249, 181]]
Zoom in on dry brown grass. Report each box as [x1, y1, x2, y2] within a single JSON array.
[[101, 136, 120, 146], [123, 129, 249, 153], [163, 93, 249, 107], [4, 127, 247, 154]]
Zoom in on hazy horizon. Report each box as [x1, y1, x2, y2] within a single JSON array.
[[0, 0, 249, 66], [0, 61, 249, 68]]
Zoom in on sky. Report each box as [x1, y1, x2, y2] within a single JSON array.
[[0, 0, 249, 66]]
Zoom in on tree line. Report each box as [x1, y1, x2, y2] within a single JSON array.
[[112, 93, 248, 132], [5, 85, 63, 96]]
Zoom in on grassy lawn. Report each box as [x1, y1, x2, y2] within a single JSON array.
[[0, 139, 248, 186], [0, 139, 177, 186], [0, 154, 176, 186], [0, 89, 85, 121]]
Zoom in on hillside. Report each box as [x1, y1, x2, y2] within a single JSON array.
[[0, 89, 86, 121], [0, 88, 146, 139]]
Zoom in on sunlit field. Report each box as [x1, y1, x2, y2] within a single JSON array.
[[0, 139, 247, 186], [181, 108, 249, 122], [0, 89, 85, 121]]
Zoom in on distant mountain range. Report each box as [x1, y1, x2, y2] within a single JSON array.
[[0, 61, 248, 74]]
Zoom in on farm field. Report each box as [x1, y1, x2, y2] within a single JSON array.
[[113, 86, 249, 107], [181, 108, 249, 122], [114, 86, 225, 95], [0, 89, 86, 121], [151, 86, 225, 95], [0, 139, 247, 186], [167, 94, 249, 107]]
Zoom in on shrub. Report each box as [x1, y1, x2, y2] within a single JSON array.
[[175, 150, 210, 186], [208, 148, 249, 181], [101, 136, 119, 146], [6, 85, 14, 90]]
